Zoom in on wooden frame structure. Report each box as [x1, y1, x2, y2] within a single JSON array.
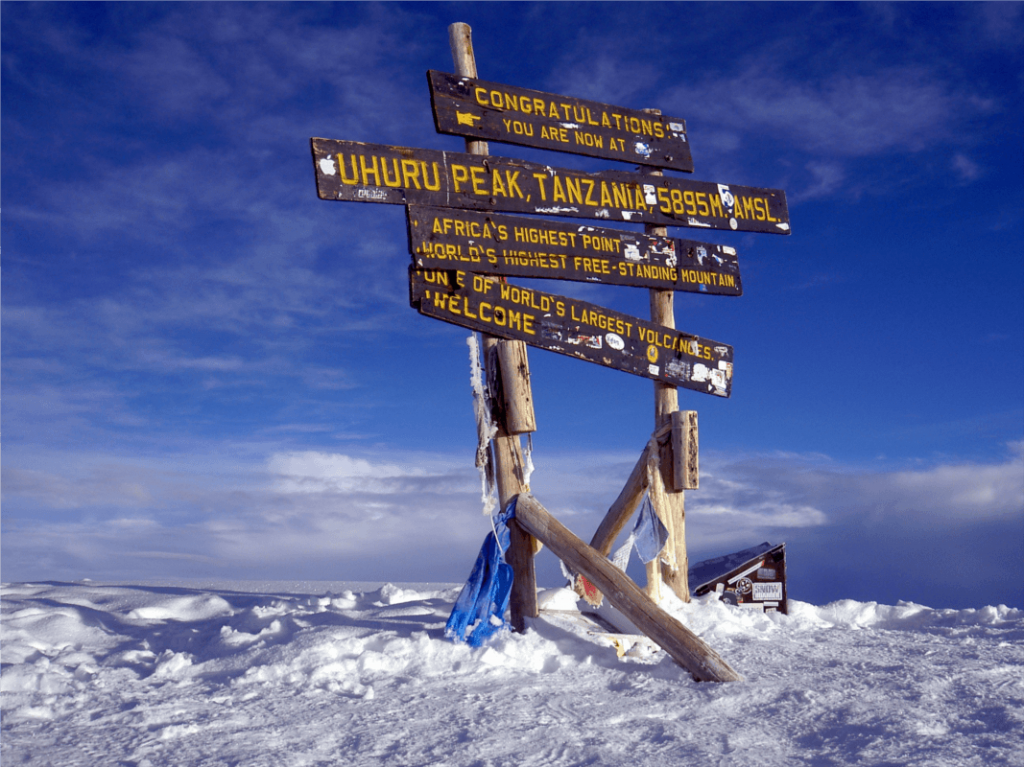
[[311, 21, 791, 683], [445, 24, 737, 682]]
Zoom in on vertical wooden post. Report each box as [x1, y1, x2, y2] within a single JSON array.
[[672, 410, 698, 490], [643, 109, 690, 603], [449, 22, 539, 631]]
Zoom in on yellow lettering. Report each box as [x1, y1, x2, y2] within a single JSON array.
[[683, 190, 697, 215], [741, 196, 757, 219], [451, 164, 469, 193], [470, 166, 488, 195], [491, 169, 507, 197], [611, 183, 629, 209], [400, 159, 421, 189], [670, 188, 685, 215], [337, 153, 358, 185], [582, 179, 597, 206], [657, 187, 671, 213], [566, 177, 583, 205], [709, 193, 724, 218], [359, 154, 381, 186], [380, 158, 401, 187], [532, 173, 548, 200], [552, 176, 567, 203], [505, 171, 523, 199], [695, 191, 709, 217], [422, 162, 441, 191]]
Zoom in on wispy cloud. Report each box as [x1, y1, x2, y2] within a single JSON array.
[[791, 162, 846, 202], [665, 66, 968, 158], [4, 441, 1020, 606], [951, 153, 982, 183]]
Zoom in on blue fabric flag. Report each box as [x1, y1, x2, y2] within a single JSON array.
[[633, 494, 669, 564], [444, 498, 516, 647]]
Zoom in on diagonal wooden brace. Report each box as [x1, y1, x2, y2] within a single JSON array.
[[515, 493, 742, 682]]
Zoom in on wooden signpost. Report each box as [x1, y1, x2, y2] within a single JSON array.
[[312, 138, 791, 233], [409, 268, 734, 397], [428, 70, 695, 172], [407, 205, 743, 295], [312, 21, 792, 683]]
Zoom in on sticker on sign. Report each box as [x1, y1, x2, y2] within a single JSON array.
[[752, 582, 783, 601]]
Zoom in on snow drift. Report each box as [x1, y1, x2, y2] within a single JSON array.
[[2, 580, 1022, 766]]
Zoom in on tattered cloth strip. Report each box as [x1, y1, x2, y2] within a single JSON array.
[[645, 434, 678, 573], [468, 334, 498, 516], [445, 497, 516, 647], [611, 532, 635, 572], [632, 494, 669, 564], [522, 432, 535, 488]]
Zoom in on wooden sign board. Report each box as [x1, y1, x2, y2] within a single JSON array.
[[312, 138, 790, 235], [428, 70, 694, 172], [409, 268, 734, 397], [407, 206, 742, 295]]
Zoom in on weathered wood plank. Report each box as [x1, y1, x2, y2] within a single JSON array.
[[589, 431, 662, 558], [513, 493, 743, 682], [428, 70, 694, 172], [672, 410, 699, 491], [407, 205, 742, 295], [409, 269, 735, 397], [495, 339, 536, 434], [312, 138, 791, 234], [449, 21, 538, 631]]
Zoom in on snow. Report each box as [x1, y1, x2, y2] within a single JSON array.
[[2, 580, 1022, 766]]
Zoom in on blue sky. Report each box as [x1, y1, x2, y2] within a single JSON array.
[[3, 2, 1022, 608]]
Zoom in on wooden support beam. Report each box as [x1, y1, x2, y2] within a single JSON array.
[[589, 421, 670, 557], [514, 493, 743, 682], [672, 410, 698, 490], [495, 340, 536, 435], [642, 112, 690, 603], [450, 22, 538, 631]]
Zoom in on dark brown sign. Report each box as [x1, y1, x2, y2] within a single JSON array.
[[409, 269, 734, 397], [407, 206, 742, 295], [312, 138, 791, 235], [428, 70, 694, 172], [690, 542, 788, 615]]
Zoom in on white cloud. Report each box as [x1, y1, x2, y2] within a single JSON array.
[[665, 66, 964, 158], [792, 161, 846, 202], [2, 441, 1021, 601], [951, 153, 981, 183], [267, 451, 431, 494]]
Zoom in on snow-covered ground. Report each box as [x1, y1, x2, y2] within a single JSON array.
[[2, 580, 1022, 766]]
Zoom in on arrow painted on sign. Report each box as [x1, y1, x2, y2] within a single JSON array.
[[456, 111, 482, 126]]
